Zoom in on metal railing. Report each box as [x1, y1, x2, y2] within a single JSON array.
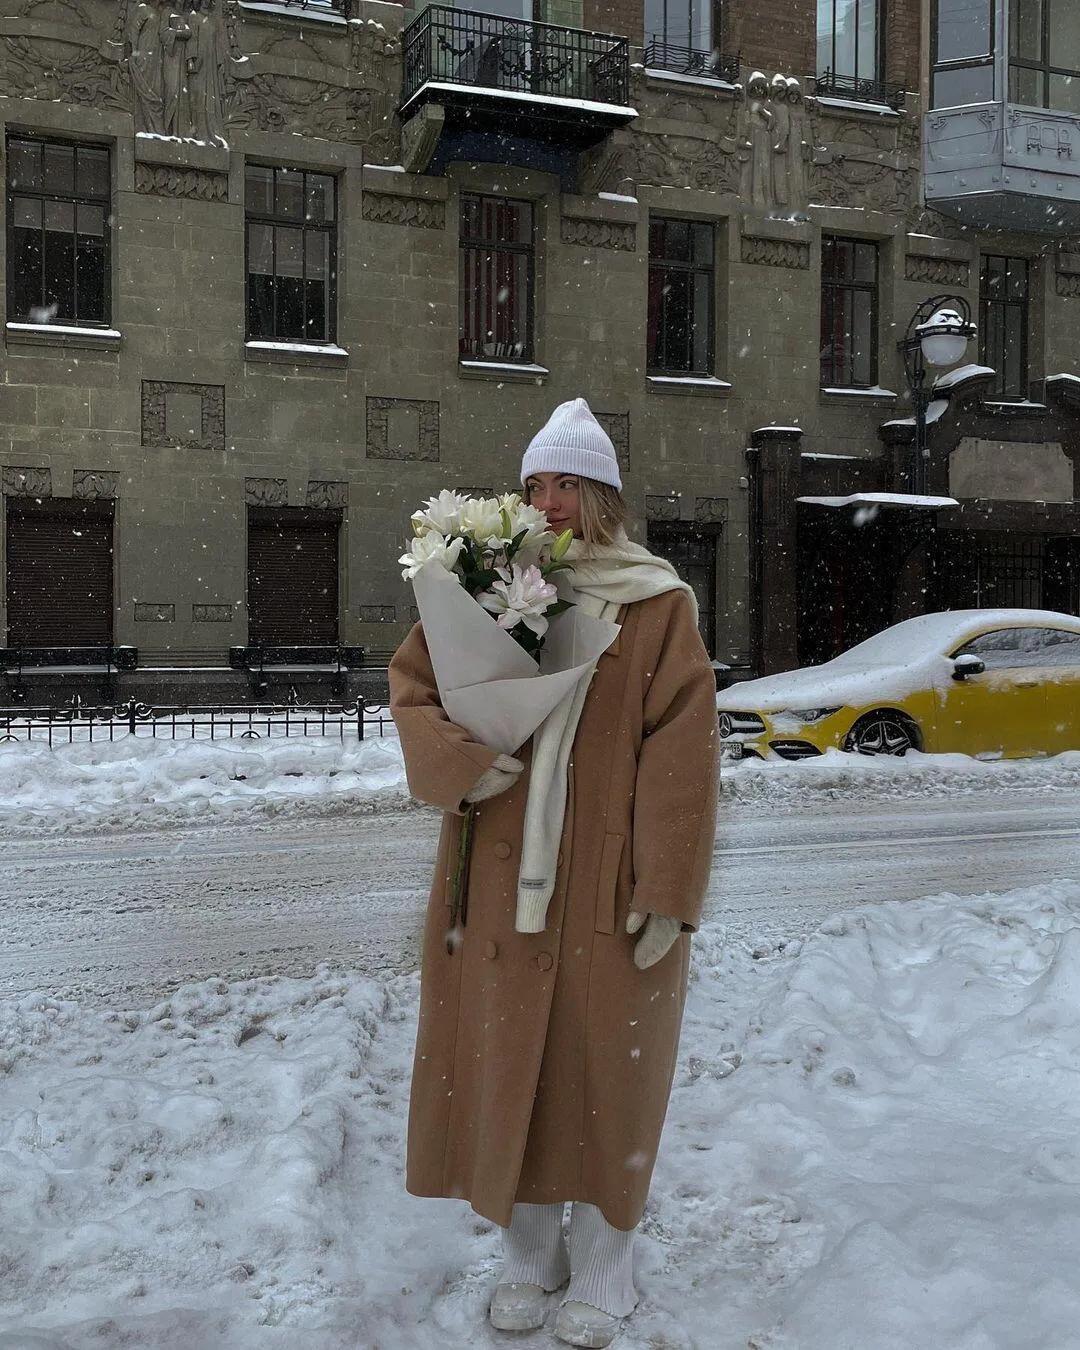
[[402, 4, 630, 109], [814, 68, 905, 111], [642, 40, 740, 84], [0, 692, 396, 746]]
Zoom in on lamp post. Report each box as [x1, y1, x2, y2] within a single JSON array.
[[898, 295, 976, 495]]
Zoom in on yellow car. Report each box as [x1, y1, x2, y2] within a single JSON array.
[[716, 609, 1080, 761]]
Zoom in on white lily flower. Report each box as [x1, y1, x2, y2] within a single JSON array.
[[477, 563, 558, 636], [459, 496, 505, 547], [398, 531, 466, 580], [411, 489, 469, 538]]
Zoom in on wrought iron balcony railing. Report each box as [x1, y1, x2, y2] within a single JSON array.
[[814, 69, 905, 111], [642, 40, 740, 84], [402, 4, 631, 110]]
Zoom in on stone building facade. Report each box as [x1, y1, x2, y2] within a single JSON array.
[[0, 0, 1078, 704]]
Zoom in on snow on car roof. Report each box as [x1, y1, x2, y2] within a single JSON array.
[[830, 609, 1080, 667]]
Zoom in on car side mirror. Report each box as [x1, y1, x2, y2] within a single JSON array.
[[952, 653, 986, 681]]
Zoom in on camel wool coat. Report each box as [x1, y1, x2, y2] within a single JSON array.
[[388, 588, 719, 1231]]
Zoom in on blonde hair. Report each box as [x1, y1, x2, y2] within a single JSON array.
[[523, 476, 630, 550], [577, 478, 629, 548]]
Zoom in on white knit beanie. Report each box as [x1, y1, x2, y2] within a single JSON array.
[[520, 398, 622, 490]]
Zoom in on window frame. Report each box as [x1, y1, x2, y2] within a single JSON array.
[[645, 518, 720, 656], [244, 163, 338, 345], [819, 234, 880, 390], [458, 192, 536, 365], [644, 0, 713, 51], [817, 0, 886, 84], [930, 0, 996, 108], [979, 252, 1031, 400], [1008, 0, 1080, 111], [646, 215, 716, 378], [5, 133, 112, 329]]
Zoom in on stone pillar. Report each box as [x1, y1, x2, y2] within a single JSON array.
[[748, 425, 802, 675]]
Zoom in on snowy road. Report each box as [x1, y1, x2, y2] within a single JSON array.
[[2, 787, 1077, 1004]]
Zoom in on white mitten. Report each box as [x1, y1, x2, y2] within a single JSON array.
[[464, 753, 525, 804], [625, 910, 683, 970]]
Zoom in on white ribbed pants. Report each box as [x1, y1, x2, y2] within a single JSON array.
[[499, 1202, 638, 1317]]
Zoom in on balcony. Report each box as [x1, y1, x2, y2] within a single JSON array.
[[925, 0, 1080, 231], [643, 40, 740, 85], [925, 100, 1080, 231], [400, 5, 635, 152], [813, 69, 905, 111]]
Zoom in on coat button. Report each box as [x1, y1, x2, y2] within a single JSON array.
[[494, 841, 512, 859], [535, 952, 553, 972], [484, 940, 498, 960]]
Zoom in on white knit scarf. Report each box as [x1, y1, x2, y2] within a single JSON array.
[[515, 528, 698, 933]]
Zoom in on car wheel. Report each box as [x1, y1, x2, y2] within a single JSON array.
[[844, 711, 921, 757]]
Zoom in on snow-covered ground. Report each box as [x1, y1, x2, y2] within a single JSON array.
[[3, 732, 1080, 835], [3, 737, 1079, 1346], [3, 882, 1080, 1348]]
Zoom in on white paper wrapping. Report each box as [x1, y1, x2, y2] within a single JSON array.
[[410, 561, 620, 756]]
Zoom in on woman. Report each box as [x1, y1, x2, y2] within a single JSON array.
[[389, 398, 719, 1347]]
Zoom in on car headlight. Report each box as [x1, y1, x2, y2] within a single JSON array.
[[784, 707, 842, 723]]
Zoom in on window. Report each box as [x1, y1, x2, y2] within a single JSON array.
[[245, 165, 336, 343], [820, 235, 878, 388], [953, 626, 1080, 669], [459, 194, 534, 363], [932, 0, 995, 107], [647, 217, 714, 376], [980, 254, 1030, 398], [6, 136, 110, 327], [1010, 0, 1080, 113], [817, 0, 882, 83], [247, 507, 340, 644], [645, 0, 711, 51], [645, 520, 719, 654], [5, 498, 114, 646]]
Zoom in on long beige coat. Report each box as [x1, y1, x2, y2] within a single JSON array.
[[388, 589, 719, 1231]]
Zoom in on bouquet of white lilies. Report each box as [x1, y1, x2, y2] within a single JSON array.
[[399, 489, 574, 657], [399, 489, 621, 941]]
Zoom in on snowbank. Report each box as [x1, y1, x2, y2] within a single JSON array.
[[3, 882, 1080, 1347], [723, 746, 1080, 804], [3, 734, 1080, 836], [0, 735, 414, 835]]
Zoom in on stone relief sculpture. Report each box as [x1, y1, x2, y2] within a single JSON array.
[[769, 73, 790, 208], [745, 71, 774, 210], [784, 78, 810, 216], [124, 0, 241, 144]]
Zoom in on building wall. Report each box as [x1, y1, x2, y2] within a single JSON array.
[[0, 0, 1077, 698]]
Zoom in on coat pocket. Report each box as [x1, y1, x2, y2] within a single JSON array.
[[595, 832, 625, 935]]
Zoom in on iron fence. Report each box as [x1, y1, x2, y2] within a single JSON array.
[[0, 693, 397, 747], [642, 40, 740, 84], [813, 68, 905, 110], [402, 4, 630, 108]]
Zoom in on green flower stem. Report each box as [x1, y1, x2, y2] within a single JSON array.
[[446, 802, 477, 953]]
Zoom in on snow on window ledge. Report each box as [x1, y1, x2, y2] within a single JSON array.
[[6, 321, 122, 350], [821, 385, 898, 400], [814, 94, 901, 119], [239, 0, 346, 23], [458, 360, 549, 384], [244, 339, 348, 366], [647, 374, 733, 396], [641, 68, 739, 95]]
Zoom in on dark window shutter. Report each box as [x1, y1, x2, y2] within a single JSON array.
[[5, 500, 114, 646], [247, 508, 339, 644]]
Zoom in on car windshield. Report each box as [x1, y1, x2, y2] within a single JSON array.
[[826, 614, 973, 669]]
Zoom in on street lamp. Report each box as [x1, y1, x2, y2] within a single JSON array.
[[898, 295, 976, 495]]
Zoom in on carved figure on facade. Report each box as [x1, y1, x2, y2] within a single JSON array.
[[745, 71, 774, 210], [122, 0, 244, 144], [783, 78, 810, 215]]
